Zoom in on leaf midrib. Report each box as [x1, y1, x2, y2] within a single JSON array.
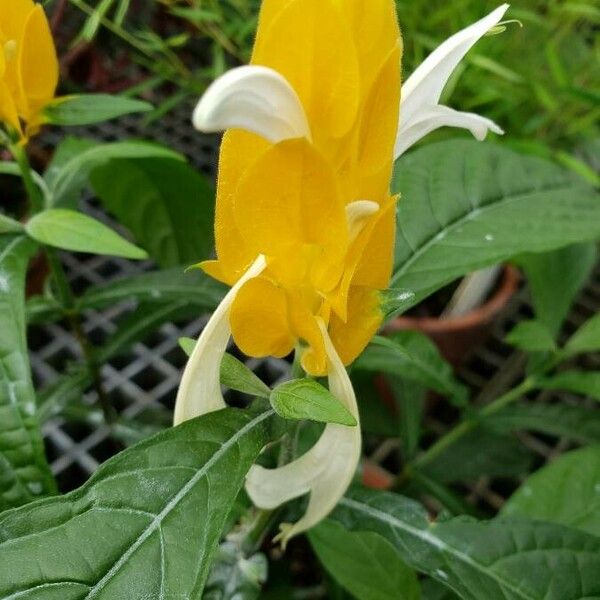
[[339, 496, 536, 600], [84, 408, 274, 599], [391, 182, 585, 286]]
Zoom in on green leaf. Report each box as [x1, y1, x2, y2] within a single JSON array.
[[96, 301, 196, 363], [25, 208, 148, 259], [422, 426, 532, 483], [179, 339, 271, 400], [0, 212, 23, 233], [390, 140, 600, 315], [539, 370, 600, 401], [517, 243, 597, 335], [43, 136, 96, 209], [309, 519, 420, 600], [27, 267, 227, 324], [564, 313, 600, 356], [221, 354, 272, 399], [89, 157, 215, 267], [332, 487, 600, 600], [421, 579, 459, 600], [270, 379, 357, 426], [356, 332, 468, 406], [502, 446, 600, 536], [43, 94, 152, 126], [0, 236, 56, 509], [0, 404, 276, 598], [48, 140, 183, 206], [487, 402, 600, 444], [179, 336, 197, 357], [505, 320, 557, 352]]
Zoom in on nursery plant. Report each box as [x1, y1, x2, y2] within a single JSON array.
[[1, 0, 600, 599]]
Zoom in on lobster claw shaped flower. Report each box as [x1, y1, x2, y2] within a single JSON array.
[[175, 0, 508, 545], [0, 0, 59, 143]]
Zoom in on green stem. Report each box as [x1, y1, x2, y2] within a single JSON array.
[[9, 144, 44, 215], [412, 377, 537, 471], [12, 145, 117, 425]]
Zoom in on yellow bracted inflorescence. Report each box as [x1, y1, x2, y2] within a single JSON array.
[[200, 0, 402, 376], [0, 0, 58, 143]]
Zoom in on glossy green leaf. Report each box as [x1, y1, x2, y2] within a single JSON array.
[[48, 140, 183, 205], [518, 243, 597, 335], [332, 487, 600, 600], [179, 340, 271, 399], [0, 236, 56, 509], [309, 519, 420, 600], [356, 332, 468, 406], [564, 313, 600, 356], [486, 402, 600, 444], [25, 208, 148, 259], [390, 140, 600, 314], [505, 320, 557, 352], [539, 370, 600, 401], [43, 94, 152, 126], [270, 379, 357, 426], [0, 212, 23, 233], [502, 446, 600, 536], [422, 426, 532, 483], [90, 157, 215, 267], [0, 404, 276, 599]]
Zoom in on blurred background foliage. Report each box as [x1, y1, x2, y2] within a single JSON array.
[[47, 0, 599, 180]]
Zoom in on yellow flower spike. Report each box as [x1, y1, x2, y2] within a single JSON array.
[[175, 1, 509, 543], [0, 0, 58, 143]]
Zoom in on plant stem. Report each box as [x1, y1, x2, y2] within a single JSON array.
[[412, 377, 537, 471], [12, 145, 117, 425], [9, 144, 44, 215]]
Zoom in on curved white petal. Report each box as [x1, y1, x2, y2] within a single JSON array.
[[245, 319, 361, 547], [173, 255, 267, 426], [401, 4, 509, 123], [395, 4, 508, 158], [192, 65, 311, 143], [345, 200, 379, 242], [394, 104, 504, 157]]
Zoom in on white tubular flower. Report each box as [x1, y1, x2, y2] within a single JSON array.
[[395, 4, 509, 158], [173, 255, 266, 425], [246, 319, 361, 547]]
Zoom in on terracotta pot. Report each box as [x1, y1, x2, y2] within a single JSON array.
[[361, 460, 394, 490], [387, 265, 520, 366]]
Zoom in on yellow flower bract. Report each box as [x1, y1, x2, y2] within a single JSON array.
[[0, 0, 58, 142], [203, 0, 402, 375]]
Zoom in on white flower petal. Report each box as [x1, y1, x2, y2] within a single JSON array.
[[395, 4, 508, 158], [192, 65, 311, 143], [345, 200, 380, 242], [245, 319, 361, 547], [394, 104, 504, 157], [173, 255, 267, 426], [400, 4, 509, 123]]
